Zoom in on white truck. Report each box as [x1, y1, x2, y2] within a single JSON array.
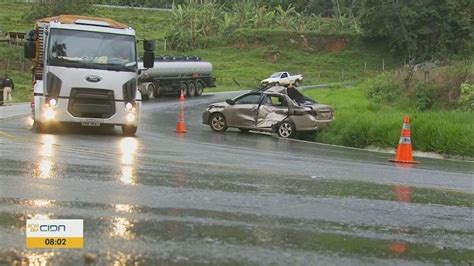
[[261, 71, 303, 87], [24, 15, 155, 136], [138, 55, 215, 100]]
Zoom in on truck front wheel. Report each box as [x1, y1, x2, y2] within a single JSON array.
[[122, 125, 137, 136], [32, 120, 46, 133], [146, 83, 155, 100]]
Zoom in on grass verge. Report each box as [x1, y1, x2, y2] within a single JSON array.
[[304, 85, 474, 157]]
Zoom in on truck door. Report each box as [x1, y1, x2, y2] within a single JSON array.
[[280, 72, 290, 85], [225, 93, 262, 128], [256, 94, 289, 129]]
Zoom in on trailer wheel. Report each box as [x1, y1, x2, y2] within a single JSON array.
[[188, 81, 197, 97], [153, 81, 161, 97], [195, 81, 204, 96], [181, 82, 188, 97], [146, 83, 155, 100]]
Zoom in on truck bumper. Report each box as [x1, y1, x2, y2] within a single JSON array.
[[34, 96, 141, 127]]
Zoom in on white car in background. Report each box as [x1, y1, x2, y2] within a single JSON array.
[[261, 71, 303, 87]]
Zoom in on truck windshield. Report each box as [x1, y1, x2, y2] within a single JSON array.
[[47, 29, 136, 72]]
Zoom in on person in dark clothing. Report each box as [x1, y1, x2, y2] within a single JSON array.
[[3, 74, 14, 106]]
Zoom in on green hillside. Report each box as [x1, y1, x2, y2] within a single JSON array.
[[0, 2, 394, 98]]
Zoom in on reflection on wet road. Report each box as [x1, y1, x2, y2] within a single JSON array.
[[0, 92, 473, 264]]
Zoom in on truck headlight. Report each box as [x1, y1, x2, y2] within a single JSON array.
[[44, 108, 55, 120], [125, 102, 133, 111], [48, 98, 58, 107], [126, 113, 135, 123]]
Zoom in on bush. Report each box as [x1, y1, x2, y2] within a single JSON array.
[[365, 62, 473, 111], [165, 30, 194, 52], [306, 86, 474, 157], [164, 1, 359, 52], [458, 83, 474, 111], [415, 82, 441, 111], [365, 72, 404, 105]]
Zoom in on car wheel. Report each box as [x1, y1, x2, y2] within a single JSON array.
[[195, 81, 204, 96], [209, 113, 228, 132], [122, 125, 137, 136], [238, 128, 250, 133], [277, 120, 296, 138]]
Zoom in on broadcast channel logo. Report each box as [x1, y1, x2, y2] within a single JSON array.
[[26, 219, 83, 248]]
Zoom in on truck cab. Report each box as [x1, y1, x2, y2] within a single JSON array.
[[24, 15, 154, 135]]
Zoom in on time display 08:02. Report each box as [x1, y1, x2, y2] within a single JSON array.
[[44, 238, 67, 245]]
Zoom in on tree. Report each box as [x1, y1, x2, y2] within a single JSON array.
[[359, 0, 472, 61]]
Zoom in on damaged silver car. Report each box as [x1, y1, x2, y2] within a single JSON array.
[[202, 86, 335, 138]]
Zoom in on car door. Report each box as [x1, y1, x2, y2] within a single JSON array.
[[256, 94, 289, 129], [225, 93, 262, 128]]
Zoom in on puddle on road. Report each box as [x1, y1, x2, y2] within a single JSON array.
[[0, 208, 473, 265], [0, 197, 473, 265], [1, 158, 472, 208]]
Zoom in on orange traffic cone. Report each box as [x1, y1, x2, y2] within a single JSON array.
[[175, 103, 187, 133], [179, 89, 185, 101], [389, 116, 420, 164]]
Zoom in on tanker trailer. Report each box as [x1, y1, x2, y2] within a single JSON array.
[[138, 55, 215, 100]]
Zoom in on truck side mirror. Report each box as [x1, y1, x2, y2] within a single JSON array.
[[24, 29, 36, 59], [143, 51, 154, 68], [143, 40, 155, 68], [24, 41, 36, 59]]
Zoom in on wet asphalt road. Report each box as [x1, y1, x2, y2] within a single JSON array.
[[0, 92, 473, 265]]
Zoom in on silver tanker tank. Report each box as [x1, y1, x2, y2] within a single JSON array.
[[138, 56, 213, 81], [137, 56, 216, 99]]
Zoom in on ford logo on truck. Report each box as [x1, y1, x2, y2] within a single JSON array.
[[85, 75, 102, 83]]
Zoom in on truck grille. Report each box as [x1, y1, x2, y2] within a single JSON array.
[[68, 88, 115, 118]]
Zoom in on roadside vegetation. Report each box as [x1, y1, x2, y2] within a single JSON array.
[[0, 1, 395, 98], [0, 0, 472, 156], [304, 62, 474, 157]]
